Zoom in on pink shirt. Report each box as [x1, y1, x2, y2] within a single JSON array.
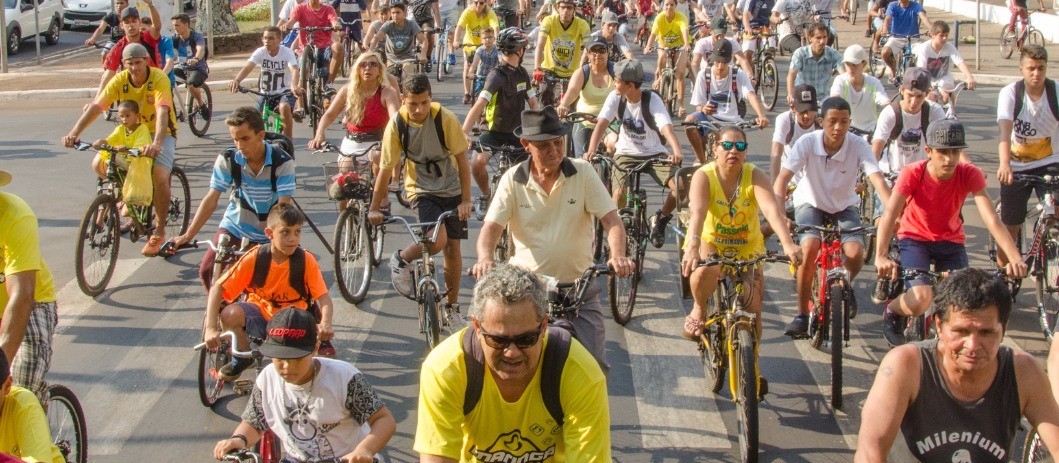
[[895, 160, 986, 244], [290, 3, 338, 48]]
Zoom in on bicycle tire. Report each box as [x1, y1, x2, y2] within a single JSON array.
[[609, 231, 640, 325], [868, 49, 886, 78], [1022, 429, 1051, 463], [859, 179, 876, 263], [299, 49, 313, 114], [46, 384, 88, 463], [850, 0, 858, 25], [592, 218, 607, 263], [197, 343, 229, 407], [166, 166, 192, 239], [735, 326, 759, 463], [701, 284, 727, 393], [677, 232, 692, 299], [75, 194, 121, 296], [808, 271, 825, 348], [904, 314, 926, 342], [334, 207, 373, 303], [663, 74, 678, 116], [829, 282, 844, 410], [370, 220, 385, 268], [1037, 229, 1059, 341], [422, 284, 443, 348], [760, 57, 779, 111], [1029, 28, 1045, 48], [435, 39, 445, 82], [187, 84, 213, 137], [1001, 25, 1016, 59], [341, 38, 353, 78]]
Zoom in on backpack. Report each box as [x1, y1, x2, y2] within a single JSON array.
[[703, 68, 748, 118], [462, 326, 572, 425], [394, 103, 450, 176], [579, 62, 615, 92], [247, 244, 322, 318], [617, 89, 667, 146], [885, 99, 932, 144], [785, 110, 820, 145], [223, 138, 295, 222], [1013, 78, 1059, 124]]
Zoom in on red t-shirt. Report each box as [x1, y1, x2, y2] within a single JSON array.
[[290, 3, 338, 49], [895, 160, 986, 244], [103, 33, 161, 71]]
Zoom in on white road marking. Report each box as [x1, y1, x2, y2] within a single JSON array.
[[54, 257, 150, 336]]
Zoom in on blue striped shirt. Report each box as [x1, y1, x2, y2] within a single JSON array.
[[210, 144, 297, 242]]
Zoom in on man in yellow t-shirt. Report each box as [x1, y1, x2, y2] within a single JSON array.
[[414, 264, 610, 463], [0, 354, 63, 463], [644, 0, 691, 117], [533, 0, 590, 105], [0, 169, 58, 405]]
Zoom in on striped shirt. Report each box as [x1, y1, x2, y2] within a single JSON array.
[[210, 144, 296, 242]]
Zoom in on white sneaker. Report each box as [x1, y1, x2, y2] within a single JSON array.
[[389, 250, 414, 299]]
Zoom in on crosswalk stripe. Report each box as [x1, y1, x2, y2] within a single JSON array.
[[54, 257, 150, 336]]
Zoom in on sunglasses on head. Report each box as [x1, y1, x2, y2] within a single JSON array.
[[720, 140, 748, 151], [476, 321, 544, 350]]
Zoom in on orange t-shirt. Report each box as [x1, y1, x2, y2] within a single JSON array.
[[217, 246, 329, 320]]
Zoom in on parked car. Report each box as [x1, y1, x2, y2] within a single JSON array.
[[3, 0, 65, 55], [62, 0, 108, 29]]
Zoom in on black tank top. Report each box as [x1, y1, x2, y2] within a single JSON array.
[[900, 339, 1021, 463]]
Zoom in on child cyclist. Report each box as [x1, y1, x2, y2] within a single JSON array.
[[211, 307, 395, 463], [913, 20, 977, 105], [201, 204, 337, 379], [91, 100, 151, 181], [467, 27, 500, 99], [229, 26, 303, 140]]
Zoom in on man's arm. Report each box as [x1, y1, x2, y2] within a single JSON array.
[[462, 96, 489, 135], [769, 141, 784, 186], [63, 104, 105, 147], [772, 166, 795, 201], [0, 272, 35, 362], [871, 138, 886, 162], [472, 221, 505, 277], [786, 56, 799, 105], [917, 11, 930, 31], [172, 187, 222, 246], [998, 119, 1015, 184], [660, 124, 684, 165], [973, 188, 1027, 277], [873, 189, 905, 274], [86, 20, 108, 45], [146, 0, 161, 39], [867, 172, 892, 203], [955, 60, 976, 89], [229, 61, 258, 92], [316, 292, 335, 341], [1017, 350, 1059, 461], [585, 115, 612, 160], [454, 148, 473, 220], [600, 210, 632, 276], [534, 24, 548, 70], [855, 346, 919, 463]]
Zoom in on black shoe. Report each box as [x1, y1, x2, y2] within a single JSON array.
[[758, 376, 768, 399], [218, 356, 254, 381], [424, 62, 433, 73], [292, 108, 305, 123], [784, 314, 809, 337], [648, 210, 672, 249], [849, 294, 859, 320], [871, 278, 892, 305], [882, 309, 907, 346]]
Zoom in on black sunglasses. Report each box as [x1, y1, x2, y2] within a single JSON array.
[[720, 140, 748, 151], [476, 321, 545, 350]]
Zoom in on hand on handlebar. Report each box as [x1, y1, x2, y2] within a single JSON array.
[[997, 164, 1014, 185], [457, 200, 473, 221], [607, 255, 635, 278], [669, 152, 683, 166], [368, 210, 386, 227], [228, 80, 242, 93], [965, 79, 977, 91], [203, 327, 223, 350], [214, 439, 246, 461], [781, 243, 803, 267], [875, 254, 897, 280], [1004, 259, 1029, 280], [556, 105, 570, 117], [62, 134, 81, 148], [342, 449, 377, 463], [308, 138, 328, 150], [471, 259, 496, 279], [755, 116, 770, 129], [533, 68, 545, 83]]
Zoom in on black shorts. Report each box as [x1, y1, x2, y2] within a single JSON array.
[[175, 67, 208, 87], [413, 194, 468, 240], [999, 163, 1059, 225], [416, 17, 435, 29]]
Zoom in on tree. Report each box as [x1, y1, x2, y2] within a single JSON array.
[[195, 0, 239, 35]]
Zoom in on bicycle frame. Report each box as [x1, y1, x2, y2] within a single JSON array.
[[543, 264, 612, 321], [75, 142, 155, 234], [383, 211, 455, 321]]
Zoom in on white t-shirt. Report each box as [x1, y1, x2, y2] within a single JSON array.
[[439, 0, 458, 12], [698, 0, 726, 18], [692, 35, 740, 58], [997, 81, 1059, 171], [279, 0, 303, 21], [914, 41, 965, 82], [772, 0, 813, 25], [248, 46, 300, 95], [829, 73, 890, 133], [872, 101, 947, 173], [598, 90, 673, 157], [772, 109, 817, 184], [783, 131, 882, 213], [677, 0, 693, 19], [690, 66, 755, 120], [242, 358, 385, 462]]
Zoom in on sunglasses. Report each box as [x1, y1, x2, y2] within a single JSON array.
[[720, 141, 748, 151], [476, 321, 544, 350], [360, 61, 381, 68], [589, 47, 607, 54]]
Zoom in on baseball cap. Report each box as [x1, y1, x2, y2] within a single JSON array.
[[122, 43, 150, 61], [586, 35, 607, 51], [902, 67, 931, 92], [925, 119, 969, 149], [120, 6, 140, 20], [710, 15, 728, 34], [615, 59, 644, 83], [601, 10, 619, 24], [843, 44, 868, 64], [792, 84, 819, 112], [711, 39, 734, 64], [0, 169, 10, 187], [259, 307, 318, 359]]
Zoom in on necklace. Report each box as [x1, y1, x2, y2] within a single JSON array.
[[284, 360, 319, 403], [717, 165, 741, 218]]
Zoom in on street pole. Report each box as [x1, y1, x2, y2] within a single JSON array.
[[976, 0, 981, 70], [33, 0, 40, 65], [271, 0, 279, 25], [1, 1, 8, 73], [206, 0, 213, 59]]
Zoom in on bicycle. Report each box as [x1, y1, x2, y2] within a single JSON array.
[[382, 211, 465, 348], [651, 45, 683, 116], [494, 7, 521, 28], [70, 142, 191, 295], [388, 45, 425, 83], [471, 141, 528, 263], [238, 87, 294, 134], [536, 70, 569, 109], [540, 264, 613, 335], [695, 252, 791, 463], [743, 28, 779, 111], [223, 448, 382, 463], [870, 33, 922, 83], [634, 12, 655, 48], [680, 118, 756, 163], [929, 81, 969, 119], [339, 19, 363, 78], [427, 26, 453, 81], [45, 383, 88, 463], [295, 26, 341, 129], [1023, 422, 1051, 463], [172, 63, 214, 138], [588, 149, 616, 263], [1001, 8, 1045, 59], [856, 152, 894, 264]]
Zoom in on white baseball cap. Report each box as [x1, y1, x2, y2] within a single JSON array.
[[843, 44, 868, 64]]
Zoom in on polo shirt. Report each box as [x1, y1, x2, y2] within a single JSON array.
[[210, 144, 297, 242], [484, 158, 616, 283], [783, 131, 881, 214]]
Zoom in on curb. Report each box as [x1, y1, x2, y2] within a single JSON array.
[[0, 78, 259, 103]]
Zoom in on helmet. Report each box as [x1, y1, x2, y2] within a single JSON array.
[[497, 27, 529, 54]]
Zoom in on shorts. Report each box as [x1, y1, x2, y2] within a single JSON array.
[[387, 59, 420, 80], [1000, 163, 1059, 225], [872, 17, 884, 31], [231, 301, 269, 342], [11, 301, 58, 402], [479, 130, 524, 153], [413, 193, 468, 239], [495, 8, 519, 28], [898, 238, 968, 287], [314, 47, 333, 80], [340, 136, 381, 157], [794, 204, 865, 246], [884, 36, 910, 55], [931, 75, 956, 93], [258, 93, 297, 112], [174, 67, 208, 87], [416, 17, 436, 29], [152, 134, 176, 172], [440, 7, 460, 30], [613, 154, 673, 189]]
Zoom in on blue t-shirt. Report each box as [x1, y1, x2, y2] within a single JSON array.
[[474, 46, 500, 78], [173, 30, 209, 72], [886, 0, 924, 36], [209, 145, 297, 242], [157, 36, 177, 86], [745, 0, 776, 27]]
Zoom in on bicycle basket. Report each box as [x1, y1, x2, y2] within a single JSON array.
[[323, 161, 373, 201]]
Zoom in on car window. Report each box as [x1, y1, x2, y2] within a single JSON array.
[[4, 0, 16, 9]]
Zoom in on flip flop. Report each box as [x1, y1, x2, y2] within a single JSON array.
[[682, 315, 703, 341]]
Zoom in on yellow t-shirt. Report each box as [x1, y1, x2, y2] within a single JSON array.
[[101, 123, 152, 165], [651, 11, 689, 48], [698, 162, 765, 259], [457, 8, 499, 52], [414, 328, 611, 462], [379, 102, 469, 199], [95, 67, 179, 138], [0, 192, 56, 311], [0, 387, 64, 463], [539, 15, 591, 78]]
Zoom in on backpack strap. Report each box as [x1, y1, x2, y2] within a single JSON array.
[[462, 326, 486, 416], [226, 145, 289, 222], [1014, 79, 1026, 124], [920, 101, 931, 135], [886, 99, 904, 144], [641, 89, 663, 142], [249, 244, 272, 291], [249, 245, 311, 303], [394, 105, 449, 159], [785, 111, 796, 145], [540, 327, 571, 426], [1048, 79, 1059, 121]]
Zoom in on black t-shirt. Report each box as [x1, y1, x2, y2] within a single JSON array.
[[601, 0, 628, 23], [409, 0, 437, 23], [483, 63, 534, 133], [103, 12, 124, 41]]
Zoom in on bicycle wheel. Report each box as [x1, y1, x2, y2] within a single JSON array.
[[660, 73, 675, 116], [850, 0, 858, 25], [46, 384, 87, 463], [1022, 429, 1051, 463], [701, 285, 727, 393], [334, 207, 373, 303], [868, 49, 886, 78], [1037, 229, 1059, 341], [677, 232, 692, 299], [735, 326, 759, 463], [369, 221, 385, 268], [859, 180, 876, 263], [760, 57, 779, 111], [1029, 28, 1045, 48], [74, 194, 121, 296], [829, 283, 844, 410], [592, 218, 607, 263], [421, 283, 442, 348], [436, 41, 445, 82], [609, 231, 640, 325], [1001, 25, 1017, 59], [167, 166, 192, 239], [341, 39, 353, 78], [187, 84, 213, 137], [198, 343, 229, 407]]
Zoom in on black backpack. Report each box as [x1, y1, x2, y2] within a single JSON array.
[[885, 99, 933, 144], [223, 137, 295, 222], [246, 244, 322, 318], [1013, 78, 1059, 123], [785, 111, 820, 145], [394, 105, 450, 176], [462, 326, 572, 425], [702, 68, 748, 118], [617, 89, 667, 146]]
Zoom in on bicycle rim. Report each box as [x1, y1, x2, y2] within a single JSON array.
[[1023, 430, 1051, 463], [166, 167, 192, 239], [701, 286, 727, 392], [1037, 233, 1059, 341], [761, 58, 779, 111], [829, 283, 844, 410], [370, 220, 385, 267], [609, 232, 639, 325], [735, 327, 759, 463], [188, 84, 213, 137], [334, 208, 372, 303], [1029, 29, 1045, 48], [1001, 25, 1016, 59], [422, 284, 442, 348], [850, 0, 858, 24], [47, 385, 88, 463], [198, 344, 228, 407], [75, 195, 120, 296]]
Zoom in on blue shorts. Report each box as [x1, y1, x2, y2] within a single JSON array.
[[231, 301, 268, 343], [314, 47, 332, 80], [794, 204, 865, 246], [898, 239, 968, 287], [258, 93, 297, 112]]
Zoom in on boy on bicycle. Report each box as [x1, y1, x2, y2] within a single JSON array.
[[468, 28, 501, 98], [533, 0, 591, 107], [91, 100, 151, 181], [288, 0, 344, 85], [1007, 0, 1047, 37], [874, 0, 930, 85], [0, 354, 63, 463], [212, 307, 394, 463], [454, 0, 499, 103], [171, 13, 210, 115], [913, 21, 977, 105], [369, 2, 427, 79], [872, 68, 949, 184], [229, 26, 303, 139]]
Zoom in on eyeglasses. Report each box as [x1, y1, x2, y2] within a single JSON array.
[[720, 140, 748, 151], [589, 47, 607, 54], [476, 321, 545, 350], [360, 61, 380, 68]]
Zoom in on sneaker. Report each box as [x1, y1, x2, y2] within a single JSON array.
[[318, 340, 336, 358], [142, 234, 166, 257], [784, 314, 810, 337], [424, 62, 433, 73], [292, 108, 305, 123], [871, 278, 892, 305], [218, 356, 254, 381], [448, 52, 456, 65], [882, 309, 907, 346], [474, 195, 490, 220], [648, 210, 672, 249], [389, 250, 415, 299], [444, 302, 465, 326]]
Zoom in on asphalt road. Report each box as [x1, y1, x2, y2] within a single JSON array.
[[0, 46, 1054, 462], [7, 25, 94, 66]]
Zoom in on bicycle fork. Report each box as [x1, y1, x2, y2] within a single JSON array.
[[727, 312, 758, 400]]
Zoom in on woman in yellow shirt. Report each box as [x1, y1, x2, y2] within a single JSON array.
[[644, 0, 691, 117], [680, 127, 802, 341]]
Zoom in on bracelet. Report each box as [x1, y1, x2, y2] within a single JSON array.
[[230, 434, 248, 447]]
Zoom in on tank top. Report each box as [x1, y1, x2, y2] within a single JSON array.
[[575, 70, 612, 129], [698, 162, 764, 259], [346, 87, 389, 135], [900, 339, 1020, 463]]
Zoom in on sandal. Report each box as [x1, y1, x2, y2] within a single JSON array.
[[682, 315, 703, 341], [677, 107, 687, 118]]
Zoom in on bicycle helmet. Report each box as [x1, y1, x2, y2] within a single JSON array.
[[497, 27, 529, 54]]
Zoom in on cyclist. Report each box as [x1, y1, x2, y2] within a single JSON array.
[[463, 27, 539, 211], [453, 0, 499, 103], [493, 0, 521, 29], [599, 0, 633, 37], [872, 68, 949, 189], [368, 73, 472, 316], [212, 307, 395, 463], [830, 44, 890, 136], [913, 21, 977, 105], [408, 0, 441, 73], [582, 11, 635, 65], [83, 0, 129, 61], [533, 0, 591, 107], [332, 0, 368, 49], [768, 83, 818, 203], [874, 120, 1027, 346], [690, 16, 750, 80], [632, 0, 657, 40], [587, 59, 686, 250], [229, 26, 303, 139], [288, 0, 345, 85], [466, 28, 501, 101], [771, 0, 813, 52], [96, 3, 162, 98], [773, 97, 892, 337], [472, 107, 635, 373], [170, 13, 210, 115], [996, 45, 1059, 268], [438, 0, 460, 67], [739, 0, 775, 72], [1007, 0, 1047, 41], [558, 37, 614, 157], [368, 2, 427, 80], [149, 17, 178, 88], [856, 268, 1059, 462], [416, 264, 611, 461], [90, 100, 151, 182], [0, 354, 62, 463], [874, 0, 931, 85], [63, 43, 177, 257], [0, 170, 58, 405], [867, 0, 893, 40], [786, 22, 841, 106], [643, 0, 691, 117]]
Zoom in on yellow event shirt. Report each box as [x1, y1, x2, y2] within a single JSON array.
[[539, 14, 591, 78], [457, 8, 499, 52], [0, 192, 56, 314], [0, 387, 64, 463], [379, 103, 469, 199], [95, 67, 179, 138], [698, 162, 765, 259], [414, 329, 611, 462], [101, 123, 152, 165], [652, 11, 689, 48]]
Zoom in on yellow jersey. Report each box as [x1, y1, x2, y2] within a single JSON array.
[[0, 387, 64, 463], [95, 67, 179, 138], [698, 162, 765, 259], [0, 192, 56, 310], [457, 8, 499, 52], [539, 14, 591, 78], [652, 11, 689, 48]]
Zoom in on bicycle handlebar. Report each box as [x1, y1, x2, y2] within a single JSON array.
[[1013, 173, 1059, 186], [73, 141, 142, 156], [224, 449, 380, 463], [680, 119, 757, 131], [238, 87, 294, 98], [547, 264, 613, 312], [562, 112, 599, 124], [795, 224, 876, 235], [312, 141, 380, 158], [696, 251, 791, 270], [382, 210, 456, 245], [194, 331, 254, 357]]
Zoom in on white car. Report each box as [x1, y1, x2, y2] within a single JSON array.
[[62, 0, 109, 29], [3, 0, 65, 54]]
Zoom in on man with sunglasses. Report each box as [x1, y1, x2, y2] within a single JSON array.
[[416, 264, 611, 462], [581, 10, 634, 65]]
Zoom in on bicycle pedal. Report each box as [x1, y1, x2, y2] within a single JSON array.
[[233, 380, 254, 395]]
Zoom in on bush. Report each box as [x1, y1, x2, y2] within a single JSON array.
[[233, 0, 270, 21]]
